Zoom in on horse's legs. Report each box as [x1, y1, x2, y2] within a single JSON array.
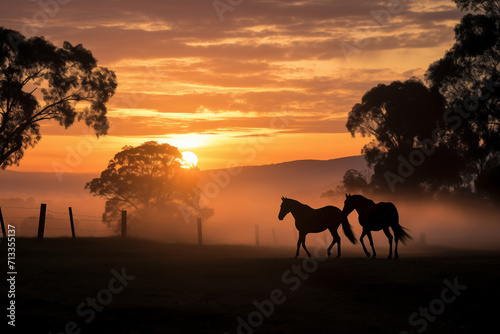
[[366, 231, 376, 258], [337, 237, 341, 258], [393, 228, 399, 259], [359, 230, 370, 257], [383, 227, 393, 259], [295, 233, 302, 258], [295, 233, 310, 258], [327, 239, 335, 258], [301, 234, 311, 258], [327, 229, 341, 258]]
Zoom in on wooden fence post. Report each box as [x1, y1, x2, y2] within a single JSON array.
[[255, 224, 260, 247], [197, 218, 202, 245], [69, 207, 76, 239], [0, 207, 6, 239], [121, 210, 127, 237], [37, 203, 47, 241]]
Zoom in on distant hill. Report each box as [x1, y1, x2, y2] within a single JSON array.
[[199, 155, 367, 197], [0, 170, 97, 198]]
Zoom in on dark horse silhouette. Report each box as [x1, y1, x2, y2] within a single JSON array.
[[278, 197, 357, 258], [342, 194, 412, 259]]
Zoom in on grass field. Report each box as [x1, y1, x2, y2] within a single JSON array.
[[2, 237, 499, 334]]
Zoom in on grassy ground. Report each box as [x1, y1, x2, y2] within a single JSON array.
[[2, 237, 499, 334]]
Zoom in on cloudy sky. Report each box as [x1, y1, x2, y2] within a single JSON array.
[[0, 0, 464, 173]]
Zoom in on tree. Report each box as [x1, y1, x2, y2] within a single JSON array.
[[347, 78, 444, 161], [321, 169, 372, 199], [476, 164, 500, 202], [425, 0, 500, 195], [85, 141, 212, 233], [341, 169, 370, 193], [345, 77, 462, 193], [0, 27, 117, 169], [453, 0, 500, 12]]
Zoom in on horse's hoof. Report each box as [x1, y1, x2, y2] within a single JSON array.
[[327, 252, 331, 258], [366, 252, 370, 258], [336, 254, 341, 258], [395, 254, 399, 260], [387, 255, 392, 260]]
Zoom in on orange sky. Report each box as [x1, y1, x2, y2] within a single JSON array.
[[0, 0, 463, 172]]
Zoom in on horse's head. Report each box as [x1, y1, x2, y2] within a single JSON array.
[[278, 196, 291, 220], [342, 194, 356, 216]]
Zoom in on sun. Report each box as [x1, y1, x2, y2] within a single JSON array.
[[180, 151, 198, 168]]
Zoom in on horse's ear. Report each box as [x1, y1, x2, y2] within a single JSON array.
[[345, 194, 348, 199], [281, 196, 284, 200]]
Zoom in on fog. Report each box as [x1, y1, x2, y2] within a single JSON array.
[[1, 163, 499, 252], [200, 183, 500, 251]]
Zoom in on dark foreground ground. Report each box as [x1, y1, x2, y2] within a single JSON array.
[[2, 237, 499, 334]]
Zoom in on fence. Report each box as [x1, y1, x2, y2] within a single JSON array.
[[0, 204, 114, 240], [0, 204, 273, 246]]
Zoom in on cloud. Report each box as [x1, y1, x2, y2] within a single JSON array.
[[1, 0, 463, 139]]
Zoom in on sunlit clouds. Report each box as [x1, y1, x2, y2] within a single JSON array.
[[0, 0, 464, 171]]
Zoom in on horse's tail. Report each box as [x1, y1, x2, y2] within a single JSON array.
[[391, 208, 412, 245], [341, 216, 357, 245]]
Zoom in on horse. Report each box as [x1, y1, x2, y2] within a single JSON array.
[[342, 194, 412, 259], [278, 197, 357, 258]]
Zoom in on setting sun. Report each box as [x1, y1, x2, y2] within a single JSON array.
[[180, 151, 198, 168]]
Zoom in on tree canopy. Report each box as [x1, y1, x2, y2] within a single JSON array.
[[347, 78, 445, 159], [0, 27, 117, 169], [345, 78, 461, 193], [321, 169, 371, 199], [85, 141, 212, 232], [452, 0, 500, 13], [425, 0, 500, 199]]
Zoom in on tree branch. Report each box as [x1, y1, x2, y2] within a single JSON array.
[[30, 92, 83, 123], [20, 66, 47, 87]]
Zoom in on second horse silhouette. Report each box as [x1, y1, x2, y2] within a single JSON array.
[[278, 197, 357, 258], [342, 194, 412, 259]]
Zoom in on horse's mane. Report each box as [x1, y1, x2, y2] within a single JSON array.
[[351, 194, 375, 205], [282, 197, 312, 209]]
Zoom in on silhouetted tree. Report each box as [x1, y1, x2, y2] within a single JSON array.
[[426, 0, 500, 196], [321, 169, 371, 199], [345, 78, 462, 193], [85, 141, 212, 232], [341, 169, 370, 193], [453, 0, 500, 12], [0, 27, 117, 169], [476, 164, 500, 202]]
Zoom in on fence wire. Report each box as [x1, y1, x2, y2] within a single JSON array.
[[0, 204, 274, 246], [0, 205, 113, 236], [0, 204, 187, 236]]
